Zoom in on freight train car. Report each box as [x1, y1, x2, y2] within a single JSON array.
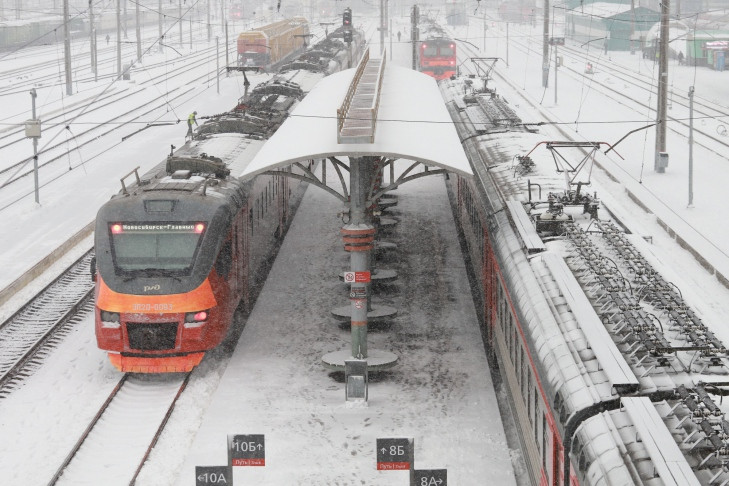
[[441, 66, 729, 485], [93, 29, 360, 373], [236, 17, 309, 71]]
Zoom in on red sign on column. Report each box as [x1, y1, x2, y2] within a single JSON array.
[[354, 271, 371, 283]]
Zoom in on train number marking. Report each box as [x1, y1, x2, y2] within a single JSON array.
[[131, 303, 174, 312]]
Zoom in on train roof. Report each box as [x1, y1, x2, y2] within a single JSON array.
[[440, 72, 729, 484], [237, 17, 308, 38]]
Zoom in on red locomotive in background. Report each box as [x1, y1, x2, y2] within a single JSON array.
[[418, 37, 457, 80]]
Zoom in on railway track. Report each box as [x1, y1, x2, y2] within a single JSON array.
[[495, 28, 729, 158], [0, 24, 214, 95], [48, 372, 191, 486], [0, 249, 94, 397], [0, 43, 222, 192]]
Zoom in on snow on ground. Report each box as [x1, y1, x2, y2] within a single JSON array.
[[1, 7, 729, 486], [165, 167, 516, 486]]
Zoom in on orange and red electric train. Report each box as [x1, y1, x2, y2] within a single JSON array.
[[93, 152, 300, 373], [93, 26, 359, 373], [418, 37, 457, 80]]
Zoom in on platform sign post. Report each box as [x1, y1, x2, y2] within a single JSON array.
[[413, 469, 447, 485], [377, 438, 413, 474], [228, 434, 265, 466], [195, 466, 232, 485]]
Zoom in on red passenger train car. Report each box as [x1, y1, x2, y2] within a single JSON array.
[[418, 37, 457, 80]]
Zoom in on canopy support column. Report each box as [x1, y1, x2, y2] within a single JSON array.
[[323, 157, 397, 372]]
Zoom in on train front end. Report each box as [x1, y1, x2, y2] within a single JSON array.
[[237, 32, 270, 70], [93, 189, 237, 373], [419, 38, 457, 80]]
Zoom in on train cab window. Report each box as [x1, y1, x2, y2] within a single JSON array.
[[109, 222, 204, 275], [421, 45, 439, 57], [440, 45, 455, 57]]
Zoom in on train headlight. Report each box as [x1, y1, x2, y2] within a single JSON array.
[[184, 310, 209, 328], [100, 310, 121, 329]]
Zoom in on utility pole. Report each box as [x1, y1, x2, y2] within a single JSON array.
[[207, 0, 211, 41], [158, 0, 163, 52], [179, 0, 183, 48], [27, 89, 41, 204], [655, 0, 669, 172], [630, 0, 636, 53], [542, 0, 550, 87], [380, 0, 385, 54], [554, 42, 559, 104], [136, 0, 141, 60], [506, 22, 509, 67], [411, 5, 419, 70], [63, 0, 72, 95], [483, 11, 486, 51], [117, 0, 122, 77], [225, 21, 229, 75], [688, 86, 694, 206], [220, 0, 225, 32], [89, 0, 94, 72]]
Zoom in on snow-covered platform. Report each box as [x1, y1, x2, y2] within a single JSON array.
[[174, 174, 517, 485]]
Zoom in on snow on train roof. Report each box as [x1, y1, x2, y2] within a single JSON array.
[[240, 64, 473, 179], [180, 133, 266, 177]]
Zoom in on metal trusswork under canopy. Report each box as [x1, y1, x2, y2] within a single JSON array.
[[238, 59, 472, 375], [239, 63, 472, 180]]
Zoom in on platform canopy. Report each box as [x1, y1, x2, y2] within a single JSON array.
[[240, 63, 473, 179]]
